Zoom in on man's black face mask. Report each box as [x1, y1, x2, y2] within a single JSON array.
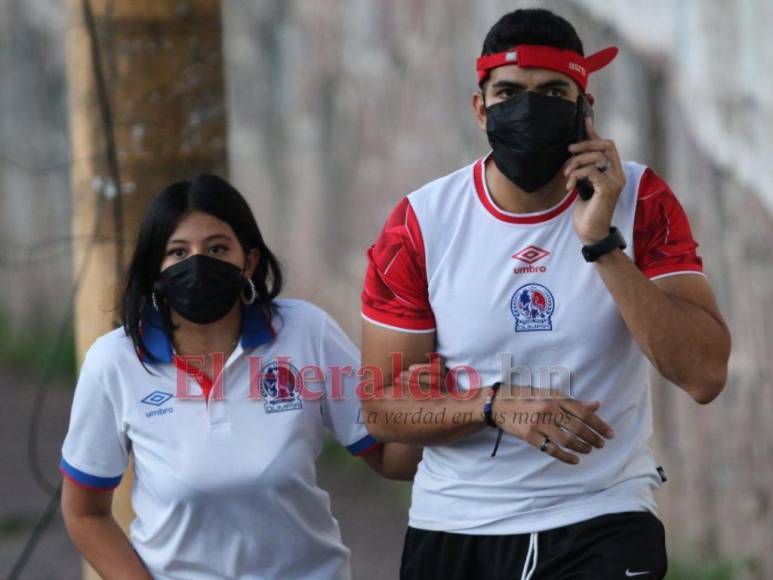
[[485, 91, 577, 193]]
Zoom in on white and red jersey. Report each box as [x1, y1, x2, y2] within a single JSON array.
[[361, 154, 704, 534]]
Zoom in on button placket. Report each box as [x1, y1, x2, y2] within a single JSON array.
[[172, 356, 218, 428], [170, 344, 247, 429]]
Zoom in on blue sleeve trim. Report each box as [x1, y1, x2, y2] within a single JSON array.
[[346, 434, 382, 456], [59, 457, 123, 490]]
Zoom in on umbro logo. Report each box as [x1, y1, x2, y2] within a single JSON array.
[[141, 391, 173, 407], [141, 391, 174, 418], [512, 245, 550, 274]]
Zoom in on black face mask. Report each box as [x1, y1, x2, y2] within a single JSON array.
[[486, 91, 577, 193], [154, 254, 247, 325]]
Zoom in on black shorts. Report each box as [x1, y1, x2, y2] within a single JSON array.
[[400, 511, 667, 580]]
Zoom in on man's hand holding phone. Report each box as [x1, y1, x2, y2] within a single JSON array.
[[566, 115, 627, 245]]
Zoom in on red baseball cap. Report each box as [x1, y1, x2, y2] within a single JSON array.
[[476, 44, 618, 91]]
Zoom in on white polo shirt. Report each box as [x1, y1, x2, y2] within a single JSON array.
[[60, 298, 379, 579], [362, 154, 704, 535]]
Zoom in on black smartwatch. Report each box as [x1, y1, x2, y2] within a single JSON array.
[[581, 227, 627, 262]]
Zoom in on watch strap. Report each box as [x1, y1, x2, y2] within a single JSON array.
[[581, 227, 627, 262]]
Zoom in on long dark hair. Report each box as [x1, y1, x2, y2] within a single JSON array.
[[120, 174, 282, 364]]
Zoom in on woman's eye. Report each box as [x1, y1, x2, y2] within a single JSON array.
[[167, 248, 186, 258], [209, 244, 228, 255]]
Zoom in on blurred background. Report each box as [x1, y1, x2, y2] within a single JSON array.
[[1, 1, 771, 579]]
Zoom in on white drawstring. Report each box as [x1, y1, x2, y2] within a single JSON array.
[[519, 532, 539, 580]]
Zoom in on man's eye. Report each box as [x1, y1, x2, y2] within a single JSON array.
[[497, 88, 515, 99], [546, 88, 564, 97]]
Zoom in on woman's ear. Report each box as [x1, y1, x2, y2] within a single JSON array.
[[244, 248, 260, 279]]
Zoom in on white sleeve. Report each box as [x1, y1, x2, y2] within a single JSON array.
[[318, 313, 381, 456], [59, 341, 129, 491]]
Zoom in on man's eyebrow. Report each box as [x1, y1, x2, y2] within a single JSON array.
[[168, 234, 232, 245], [536, 79, 571, 90], [491, 80, 527, 91], [489, 79, 571, 91]]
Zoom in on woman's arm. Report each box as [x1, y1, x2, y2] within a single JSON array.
[[361, 443, 423, 481], [61, 478, 151, 580]]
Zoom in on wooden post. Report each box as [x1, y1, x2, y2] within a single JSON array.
[[66, 1, 226, 577]]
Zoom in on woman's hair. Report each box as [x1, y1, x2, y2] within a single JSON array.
[[120, 174, 282, 365]]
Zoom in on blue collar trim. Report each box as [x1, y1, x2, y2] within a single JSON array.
[[139, 301, 275, 364]]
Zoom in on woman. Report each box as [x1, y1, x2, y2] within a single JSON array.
[[59, 175, 420, 579]]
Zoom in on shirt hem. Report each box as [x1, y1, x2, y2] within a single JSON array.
[[407, 498, 656, 536], [647, 268, 706, 281], [360, 311, 436, 334]]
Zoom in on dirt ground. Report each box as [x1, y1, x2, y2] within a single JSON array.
[[0, 371, 411, 580]]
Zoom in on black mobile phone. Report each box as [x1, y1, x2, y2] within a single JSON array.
[[575, 95, 595, 201]]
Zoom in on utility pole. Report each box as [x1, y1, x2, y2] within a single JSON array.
[[66, 1, 226, 577]]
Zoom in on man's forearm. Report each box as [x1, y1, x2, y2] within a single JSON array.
[[362, 384, 488, 445], [593, 249, 730, 402]]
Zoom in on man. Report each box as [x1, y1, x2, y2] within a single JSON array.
[[360, 8, 730, 580]]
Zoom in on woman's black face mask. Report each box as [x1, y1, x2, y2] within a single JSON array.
[[485, 91, 578, 193], [154, 254, 247, 325]]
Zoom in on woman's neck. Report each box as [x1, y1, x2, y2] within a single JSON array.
[[170, 303, 242, 358]]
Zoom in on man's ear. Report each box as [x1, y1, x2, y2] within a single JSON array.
[[472, 90, 488, 132], [585, 92, 596, 106]]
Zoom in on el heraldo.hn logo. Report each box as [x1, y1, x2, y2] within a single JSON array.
[[512, 245, 550, 274]]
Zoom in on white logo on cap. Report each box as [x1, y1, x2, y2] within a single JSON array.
[[506, 51, 517, 62], [569, 62, 586, 76]]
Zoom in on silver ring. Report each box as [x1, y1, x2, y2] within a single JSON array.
[[597, 159, 612, 173], [539, 436, 551, 453]]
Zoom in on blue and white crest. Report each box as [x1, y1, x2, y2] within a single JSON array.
[[259, 360, 302, 413], [511, 283, 555, 332]]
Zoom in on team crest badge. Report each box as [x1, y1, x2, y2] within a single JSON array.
[[511, 283, 555, 332], [259, 360, 302, 413]]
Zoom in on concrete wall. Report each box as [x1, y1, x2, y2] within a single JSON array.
[[223, 1, 771, 577], [0, 0, 71, 327]]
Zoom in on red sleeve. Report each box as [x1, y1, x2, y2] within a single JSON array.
[[361, 197, 436, 332], [633, 168, 704, 280]]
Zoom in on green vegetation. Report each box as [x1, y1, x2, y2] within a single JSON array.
[[0, 309, 76, 381], [321, 434, 356, 465], [0, 514, 35, 539], [667, 559, 738, 580]]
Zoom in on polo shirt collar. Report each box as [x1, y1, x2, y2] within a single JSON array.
[[139, 301, 275, 364]]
